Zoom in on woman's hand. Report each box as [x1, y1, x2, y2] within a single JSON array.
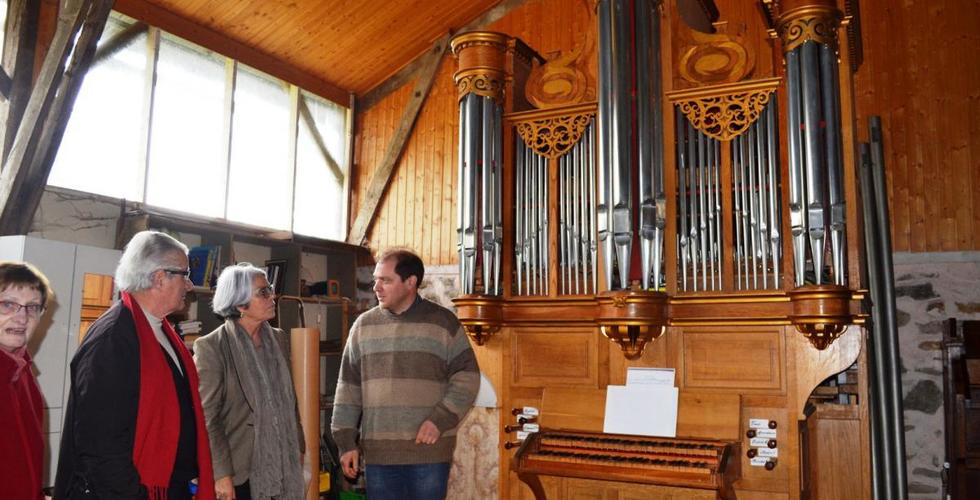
[[215, 476, 236, 500]]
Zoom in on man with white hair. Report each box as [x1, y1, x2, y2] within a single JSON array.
[[54, 231, 216, 500]]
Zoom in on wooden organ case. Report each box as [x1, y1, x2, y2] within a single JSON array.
[[450, 1, 870, 499]]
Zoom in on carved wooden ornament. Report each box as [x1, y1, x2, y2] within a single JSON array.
[[667, 78, 781, 141]]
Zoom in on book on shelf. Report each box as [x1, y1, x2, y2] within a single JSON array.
[[188, 246, 222, 288]]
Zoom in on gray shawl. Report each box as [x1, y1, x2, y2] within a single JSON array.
[[226, 319, 304, 500]]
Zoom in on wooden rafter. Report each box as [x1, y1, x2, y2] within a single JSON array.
[[298, 94, 344, 185], [0, 0, 114, 235], [346, 36, 448, 246], [0, 0, 41, 163], [93, 20, 147, 64], [359, 0, 528, 111]]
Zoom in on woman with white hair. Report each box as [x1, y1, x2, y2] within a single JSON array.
[[194, 263, 305, 500], [54, 230, 216, 500]]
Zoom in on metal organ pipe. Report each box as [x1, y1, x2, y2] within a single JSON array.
[[778, 4, 847, 287], [450, 32, 508, 297], [596, 0, 664, 291]]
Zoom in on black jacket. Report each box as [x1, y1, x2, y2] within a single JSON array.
[[53, 302, 197, 499]]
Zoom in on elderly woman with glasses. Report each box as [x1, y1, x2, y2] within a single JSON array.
[[0, 261, 52, 500], [194, 263, 305, 500]]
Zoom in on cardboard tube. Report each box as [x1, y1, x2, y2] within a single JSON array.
[[290, 327, 320, 500]]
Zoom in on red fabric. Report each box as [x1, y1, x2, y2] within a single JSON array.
[[0, 349, 44, 500], [121, 292, 216, 500]]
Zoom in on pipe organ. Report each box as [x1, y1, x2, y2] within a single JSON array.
[[451, 0, 872, 498]]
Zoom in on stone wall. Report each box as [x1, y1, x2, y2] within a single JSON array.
[[895, 252, 980, 499]]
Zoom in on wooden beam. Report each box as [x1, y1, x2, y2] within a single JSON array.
[[359, 0, 527, 111], [346, 36, 448, 246], [93, 20, 147, 64], [298, 94, 344, 185], [0, 0, 113, 235], [113, 0, 350, 106], [0, 0, 41, 163], [0, 67, 11, 98]]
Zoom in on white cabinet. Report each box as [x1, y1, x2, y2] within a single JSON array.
[[0, 236, 120, 488]]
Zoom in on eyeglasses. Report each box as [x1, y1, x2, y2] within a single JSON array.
[[0, 300, 45, 318], [162, 268, 191, 279], [254, 285, 275, 299]]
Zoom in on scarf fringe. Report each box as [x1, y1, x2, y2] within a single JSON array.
[[148, 485, 168, 500]]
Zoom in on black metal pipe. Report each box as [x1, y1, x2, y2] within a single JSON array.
[[870, 116, 909, 499], [859, 142, 890, 500]]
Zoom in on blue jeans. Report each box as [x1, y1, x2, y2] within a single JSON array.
[[365, 462, 451, 500]]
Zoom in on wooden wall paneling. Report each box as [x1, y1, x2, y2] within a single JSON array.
[[444, 83, 458, 265], [679, 327, 785, 391], [511, 327, 599, 387], [932, 2, 954, 251], [970, 6, 980, 250], [904, 2, 928, 252], [943, 1, 975, 250]]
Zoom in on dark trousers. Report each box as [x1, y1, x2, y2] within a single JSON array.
[[234, 480, 252, 500], [365, 463, 451, 500]]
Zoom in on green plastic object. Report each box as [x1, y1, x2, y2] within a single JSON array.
[[338, 492, 367, 500]]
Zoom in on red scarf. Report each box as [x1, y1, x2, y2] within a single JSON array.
[[122, 292, 216, 500]]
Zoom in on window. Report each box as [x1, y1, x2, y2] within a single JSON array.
[[227, 65, 292, 229], [294, 91, 349, 240], [145, 33, 227, 218], [49, 16, 147, 201], [48, 12, 350, 240]]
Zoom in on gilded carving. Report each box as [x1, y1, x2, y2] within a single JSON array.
[[451, 31, 510, 103], [524, 0, 597, 108], [776, 5, 842, 53], [515, 110, 595, 160], [667, 78, 780, 141], [678, 26, 755, 85], [455, 72, 505, 103]]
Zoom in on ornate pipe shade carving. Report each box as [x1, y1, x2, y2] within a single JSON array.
[[776, 5, 842, 54], [667, 78, 780, 141], [453, 295, 503, 345], [451, 31, 510, 104], [787, 285, 864, 350], [511, 104, 597, 160], [596, 287, 669, 359]]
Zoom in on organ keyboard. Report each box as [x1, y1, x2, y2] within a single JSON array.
[[512, 429, 740, 499]]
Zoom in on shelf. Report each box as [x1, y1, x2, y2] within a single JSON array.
[[320, 340, 343, 355]]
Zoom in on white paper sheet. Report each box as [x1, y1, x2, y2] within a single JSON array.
[[602, 385, 678, 437], [625, 367, 675, 386]]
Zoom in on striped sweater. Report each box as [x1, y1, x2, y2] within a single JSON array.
[[331, 297, 480, 465]]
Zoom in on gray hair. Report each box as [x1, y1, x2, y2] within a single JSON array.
[[211, 263, 268, 319], [115, 231, 189, 292]]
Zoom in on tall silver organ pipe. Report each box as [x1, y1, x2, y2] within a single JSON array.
[[778, 5, 846, 286], [451, 32, 508, 296], [672, 91, 782, 292], [597, 0, 665, 291]]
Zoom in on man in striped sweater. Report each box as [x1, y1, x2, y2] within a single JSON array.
[[331, 248, 480, 500]]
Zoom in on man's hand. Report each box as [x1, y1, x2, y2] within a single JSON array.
[[415, 419, 442, 445], [340, 449, 361, 478], [215, 476, 235, 500]]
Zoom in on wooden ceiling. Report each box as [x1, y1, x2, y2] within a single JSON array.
[[114, 0, 503, 101]]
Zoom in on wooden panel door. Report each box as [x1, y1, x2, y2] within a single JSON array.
[[78, 273, 114, 343]]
